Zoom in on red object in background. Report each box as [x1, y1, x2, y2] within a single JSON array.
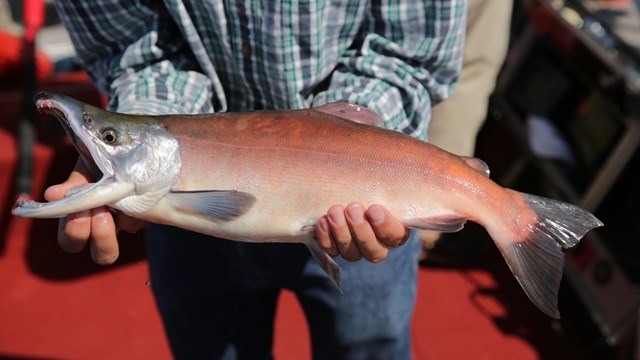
[[0, 0, 49, 87], [0, 30, 53, 89], [23, 0, 45, 42], [0, 82, 589, 357], [589, 0, 632, 7]]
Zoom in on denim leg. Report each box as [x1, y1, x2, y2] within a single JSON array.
[[145, 225, 280, 360], [146, 225, 421, 360], [296, 230, 422, 360]]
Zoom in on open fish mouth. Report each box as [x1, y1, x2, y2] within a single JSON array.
[[11, 93, 128, 218], [34, 92, 104, 181]]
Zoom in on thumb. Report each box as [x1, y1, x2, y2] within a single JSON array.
[[44, 161, 94, 201]]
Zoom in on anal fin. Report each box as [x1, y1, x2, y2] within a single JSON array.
[[461, 156, 490, 177], [403, 215, 467, 233], [313, 102, 383, 127]]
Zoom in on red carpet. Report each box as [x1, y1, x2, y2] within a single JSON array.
[[0, 216, 582, 359], [0, 84, 587, 359]]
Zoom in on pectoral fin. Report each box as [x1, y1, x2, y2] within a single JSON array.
[[165, 190, 256, 221]]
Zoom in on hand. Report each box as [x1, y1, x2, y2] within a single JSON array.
[[43, 159, 146, 264], [315, 203, 410, 263]]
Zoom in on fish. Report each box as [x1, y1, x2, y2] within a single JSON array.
[[12, 92, 603, 318]]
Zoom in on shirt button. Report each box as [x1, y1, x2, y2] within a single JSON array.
[[241, 43, 252, 57]]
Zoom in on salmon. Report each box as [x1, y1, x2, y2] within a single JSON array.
[[12, 92, 603, 318]]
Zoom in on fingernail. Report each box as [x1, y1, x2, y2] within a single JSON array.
[[328, 207, 345, 226], [367, 205, 385, 224], [318, 216, 329, 233], [346, 203, 365, 224]]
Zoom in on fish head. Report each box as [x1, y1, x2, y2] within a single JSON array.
[[19, 92, 182, 217], [35, 92, 180, 185]]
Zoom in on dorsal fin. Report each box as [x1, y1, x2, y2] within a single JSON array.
[[461, 156, 490, 177], [314, 102, 383, 127]]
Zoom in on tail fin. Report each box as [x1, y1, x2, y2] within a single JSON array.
[[493, 191, 603, 318]]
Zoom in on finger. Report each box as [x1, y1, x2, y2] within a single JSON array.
[[89, 207, 120, 265], [44, 171, 91, 201], [345, 203, 388, 263], [58, 211, 91, 253], [366, 204, 410, 247], [316, 216, 339, 257], [327, 205, 362, 262], [115, 211, 149, 234], [52, 164, 95, 253], [44, 160, 93, 201]]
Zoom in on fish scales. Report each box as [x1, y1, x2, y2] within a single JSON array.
[[162, 109, 490, 223]]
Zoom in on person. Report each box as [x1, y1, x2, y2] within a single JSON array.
[[422, 0, 513, 261], [428, 0, 512, 158], [48, 1, 466, 359]]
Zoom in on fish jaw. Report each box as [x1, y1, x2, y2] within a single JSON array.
[[12, 177, 135, 218]]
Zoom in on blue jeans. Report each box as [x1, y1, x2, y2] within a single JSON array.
[[146, 225, 421, 360]]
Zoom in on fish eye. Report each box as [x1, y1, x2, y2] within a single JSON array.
[[101, 129, 118, 144]]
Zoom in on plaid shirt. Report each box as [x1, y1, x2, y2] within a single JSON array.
[[55, 0, 466, 139]]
